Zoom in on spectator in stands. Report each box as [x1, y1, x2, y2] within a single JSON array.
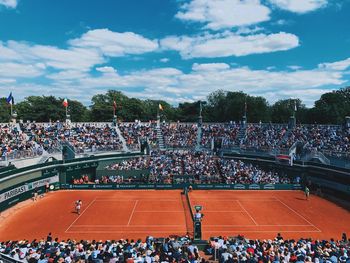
[[102, 150, 290, 185], [206, 234, 350, 263], [0, 235, 204, 263]]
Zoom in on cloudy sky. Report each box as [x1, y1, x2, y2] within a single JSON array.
[[0, 0, 349, 107]]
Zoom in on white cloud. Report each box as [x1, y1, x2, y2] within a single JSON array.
[[268, 0, 327, 13], [0, 42, 21, 59], [176, 0, 271, 30], [0, 0, 17, 8], [287, 65, 303, 70], [192, 63, 230, 71], [96, 66, 118, 74], [38, 59, 346, 107], [1, 40, 105, 72], [0, 29, 160, 78], [0, 78, 16, 84], [0, 27, 348, 108], [160, 58, 170, 63], [46, 70, 89, 81], [69, 29, 159, 56], [318, 57, 350, 71], [0, 62, 44, 78], [2, 60, 347, 107], [161, 31, 299, 58], [235, 26, 264, 35]]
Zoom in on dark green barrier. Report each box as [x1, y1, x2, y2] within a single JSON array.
[[0, 175, 60, 212], [0, 153, 142, 212], [192, 184, 301, 190], [60, 183, 301, 190], [306, 176, 350, 194], [61, 183, 183, 190]]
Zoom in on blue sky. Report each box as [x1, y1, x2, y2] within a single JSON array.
[[0, 0, 349, 107]]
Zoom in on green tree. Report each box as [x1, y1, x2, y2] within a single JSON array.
[[15, 96, 88, 122], [247, 96, 270, 123], [177, 101, 202, 122], [65, 99, 90, 122], [143, 100, 176, 121], [309, 87, 350, 124], [90, 91, 128, 121], [0, 98, 12, 122], [206, 90, 270, 122], [16, 96, 64, 122], [270, 99, 304, 123]]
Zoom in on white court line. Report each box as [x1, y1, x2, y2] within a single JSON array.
[[95, 199, 179, 201], [203, 211, 244, 213], [71, 224, 184, 227], [205, 224, 316, 227], [66, 230, 187, 233], [94, 200, 137, 202], [191, 199, 279, 202], [191, 197, 277, 202], [133, 210, 184, 212], [236, 200, 258, 226], [65, 230, 320, 234], [203, 230, 321, 233], [127, 200, 138, 226], [65, 198, 97, 233], [276, 198, 322, 232]]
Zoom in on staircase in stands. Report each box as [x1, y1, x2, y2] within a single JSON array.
[[156, 126, 166, 150], [114, 125, 129, 152], [236, 126, 247, 145]]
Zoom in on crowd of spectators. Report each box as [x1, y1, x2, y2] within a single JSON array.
[[1, 122, 124, 161], [1, 234, 349, 263], [162, 123, 198, 148], [1, 124, 44, 161], [72, 175, 90, 185], [287, 125, 350, 158], [207, 234, 350, 263], [23, 122, 123, 154], [182, 152, 221, 183], [219, 159, 291, 184], [1, 121, 349, 163], [119, 122, 158, 150], [201, 123, 240, 149], [240, 124, 290, 152], [103, 151, 290, 185], [106, 157, 149, 171], [0, 234, 203, 263]]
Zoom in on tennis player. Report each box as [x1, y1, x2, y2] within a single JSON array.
[[75, 200, 82, 215], [305, 186, 310, 200]]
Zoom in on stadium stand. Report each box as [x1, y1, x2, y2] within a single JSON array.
[[102, 151, 291, 185], [206, 235, 350, 263], [1, 234, 349, 263], [0, 235, 199, 263], [1, 122, 349, 166]]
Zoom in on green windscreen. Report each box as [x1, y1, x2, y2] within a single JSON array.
[[0, 171, 41, 192]]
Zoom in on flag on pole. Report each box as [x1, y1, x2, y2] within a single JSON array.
[[159, 103, 163, 111], [6, 92, 14, 104], [113, 100, 117, 111], [62, 98, 68, 107]]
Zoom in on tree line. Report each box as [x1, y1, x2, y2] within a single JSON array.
[[0, 87, 349, 124]]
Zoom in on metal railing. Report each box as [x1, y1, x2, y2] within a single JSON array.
[[0, 253, 23, 263]]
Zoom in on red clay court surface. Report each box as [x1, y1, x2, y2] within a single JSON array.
[[0, 190, 349, 241]]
